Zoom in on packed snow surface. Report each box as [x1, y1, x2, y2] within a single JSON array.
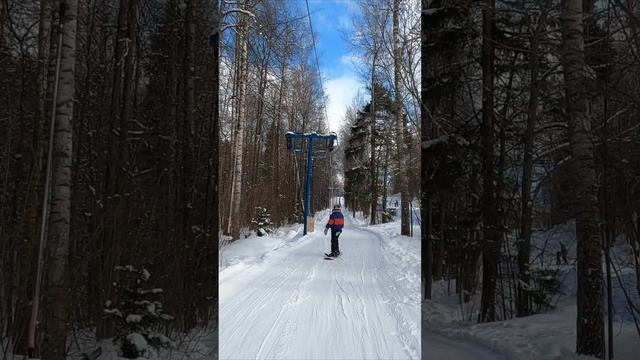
[[422, 330, 506, 359], [219, 211, 421, 359]]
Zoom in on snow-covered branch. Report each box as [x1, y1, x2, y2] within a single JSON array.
[[222, 8, 256, 19]]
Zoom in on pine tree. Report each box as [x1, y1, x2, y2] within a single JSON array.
[[104, 266, 175, 359], [252, 206, 273, 236], [344, 110, 369, 214]]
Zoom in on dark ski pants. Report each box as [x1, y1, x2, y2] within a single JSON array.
[[331, 229, 342, 253]]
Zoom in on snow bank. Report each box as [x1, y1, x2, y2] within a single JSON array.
[[424, 221, 640, 360], [425, 289, 639, 360], [64, 326, 217, 360], [219, 223, 305, 273]]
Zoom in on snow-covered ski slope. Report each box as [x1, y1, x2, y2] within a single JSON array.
[[219, 211, 420, 359]]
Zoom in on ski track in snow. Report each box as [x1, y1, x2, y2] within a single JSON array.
[[219, 213, 420, 360]]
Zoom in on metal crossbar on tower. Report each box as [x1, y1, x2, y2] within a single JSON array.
[[286, 131, 338, 235]]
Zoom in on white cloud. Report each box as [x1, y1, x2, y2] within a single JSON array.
[[324, 75, 363, 132]]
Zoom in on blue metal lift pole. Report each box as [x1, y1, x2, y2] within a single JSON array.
[[303, 137, 314, 235], [285, 131, 335, 236]]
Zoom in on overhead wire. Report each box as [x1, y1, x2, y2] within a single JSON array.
[[304, 0, 330, 129], [304, 0, 336, 209]]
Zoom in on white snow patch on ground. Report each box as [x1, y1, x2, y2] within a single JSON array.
[[80, 327, 216, 360], [425, 290, 640, 360], [2, 325, 217, 360]]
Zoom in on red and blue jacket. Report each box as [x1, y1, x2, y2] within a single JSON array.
[[326, 210, 344, 230]]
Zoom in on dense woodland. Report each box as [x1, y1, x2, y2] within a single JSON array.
[[341, 0, 421, 232], [3, 0, 640, 358], [1, 0, 218, 358], [218, 0, 334, 240], [421, 0, 640, 358], [223, 0, 424, 239]]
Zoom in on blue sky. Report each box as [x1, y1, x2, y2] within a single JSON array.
[[301, 0, 365, 132]]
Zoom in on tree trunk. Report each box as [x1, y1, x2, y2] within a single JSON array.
[[273, 60, 287, 225], [425, 196, 433, 300], [480, 0, 499, 323], [370, 58, 377, 225], [518, 0, 551, 318], [230, 1, 249, 239], [182, 0, 197, 329], [250, 49, 271, 213], [420, 0, 429, 299], [37, 0, 51, 140], [42, 0, 77, 357], [561, 0, 605, 356], [211, 0, 221, 332], [393, 0, 410, 236], [107, 0, 129, 196], [436, 196, 445, 279], [118, 0, 137, 255]]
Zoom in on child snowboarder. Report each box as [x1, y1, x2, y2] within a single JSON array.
[[324, 204, 344, 257]]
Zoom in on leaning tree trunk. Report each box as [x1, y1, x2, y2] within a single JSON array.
[[561, 0, 605, 357], [42, 0, 77, 358], [393, 0, 410, 236]]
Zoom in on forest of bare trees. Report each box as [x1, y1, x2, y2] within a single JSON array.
[[1, 0, 218, 357], [218, 0, 334, 240], [3, 0, 640, 358], [341, 0, 421, 233], [421, 0, 640, 357]]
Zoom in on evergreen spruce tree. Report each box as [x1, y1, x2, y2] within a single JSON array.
[[344, 109, 369, 214], [252, 206, 273, 236], [104, 265, 175, 358], [344, 84, 395, 217]]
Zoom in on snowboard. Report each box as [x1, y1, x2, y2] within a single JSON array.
[[324, 252, 341, 260]]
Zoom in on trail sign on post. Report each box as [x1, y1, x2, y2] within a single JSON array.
[[285, 131, 338, 235]]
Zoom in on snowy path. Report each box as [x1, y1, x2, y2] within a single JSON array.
[[219, 213, 420, 359], [422, 330, 506, 360]]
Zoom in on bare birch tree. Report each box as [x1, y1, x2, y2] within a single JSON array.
[[393, 0, 411, 236], [42, 0, 78, 358], [229, 0, 249, 240], [561, 0, 605, 356]]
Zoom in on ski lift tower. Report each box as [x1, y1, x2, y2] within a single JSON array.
[[285, 131, 338, 235]]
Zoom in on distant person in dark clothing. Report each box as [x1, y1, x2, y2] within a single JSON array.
[[560, 242, 568, 264], [324, 204, 344, 257], [557, 242, 569, 265]]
